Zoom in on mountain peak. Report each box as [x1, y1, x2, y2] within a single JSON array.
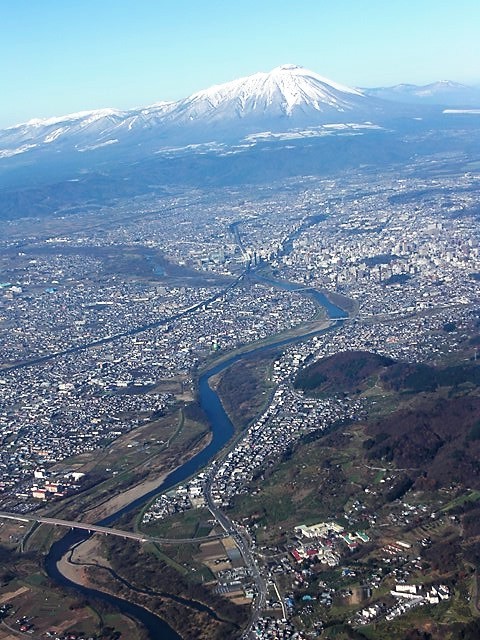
[[0, 64, 391, 163], [273, 63, 304, 71], [180, 64, 367, 123]]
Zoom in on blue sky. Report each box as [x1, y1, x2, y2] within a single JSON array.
[[2, 0, 479, 127]]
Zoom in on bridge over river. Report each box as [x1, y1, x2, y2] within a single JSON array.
[[0, 511, 225, 545]]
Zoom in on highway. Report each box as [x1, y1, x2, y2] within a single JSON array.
[[0, 511, 225, 545]]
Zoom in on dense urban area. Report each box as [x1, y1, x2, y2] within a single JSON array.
[[1, 154, 480, 639]]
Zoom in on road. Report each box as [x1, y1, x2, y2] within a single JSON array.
[[0, 511, 224, 545], [204, 472, 268, 637], [1, 270, 247, 374]]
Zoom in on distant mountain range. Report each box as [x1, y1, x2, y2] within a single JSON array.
[[0, 65, 479, 219], [363, 80, 480, 106]]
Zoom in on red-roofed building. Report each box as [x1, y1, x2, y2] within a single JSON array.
[[291, 549, 303, 562]]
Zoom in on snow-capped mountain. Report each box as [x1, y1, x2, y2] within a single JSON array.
[[364, 81, 480, 106], [0, 64, 392, 163], [0, 65, 475, 220], [160, 64, 373, 123], [0, 103, 175, 158]]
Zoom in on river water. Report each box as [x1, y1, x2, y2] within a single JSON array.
[[44, 282, 347, 638]]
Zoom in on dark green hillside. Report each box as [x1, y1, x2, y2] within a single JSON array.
[[295, 348, 480, 396], [294, 350, 395, 394], [223, 323, 480, 639], [365, 396, 480, 488], [381, 361, 480, 392]]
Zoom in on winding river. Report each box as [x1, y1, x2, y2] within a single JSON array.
[[44, 286, 347, 639]]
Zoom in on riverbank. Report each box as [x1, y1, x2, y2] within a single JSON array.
[[198, 317, 334, 374], [44, 285, 348, 639], [57, 536, 104, 587], [83, 430, 212, 523], [59, 539, 244, 640], [322, 288, 358, 316]]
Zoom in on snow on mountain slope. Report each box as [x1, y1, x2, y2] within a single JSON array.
[[164, 64, 369, 123], [0, 65, 406, 162], [0, 103, 174, 152]]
